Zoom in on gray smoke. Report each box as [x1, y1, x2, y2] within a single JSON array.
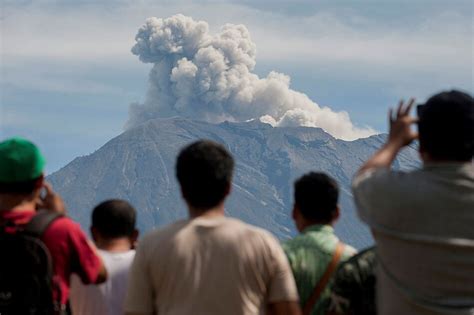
[[128, 14, 375, 140]]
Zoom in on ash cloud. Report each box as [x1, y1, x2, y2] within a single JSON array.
[[128, 14, 376, 140]]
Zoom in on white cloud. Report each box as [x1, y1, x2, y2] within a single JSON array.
[[1, 1, 471, 135], [2, 1, 471, 70], [127, 14, 376, 140]]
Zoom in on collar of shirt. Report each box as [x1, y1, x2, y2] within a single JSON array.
[[0, 210, 36, 234], [423, 162, 473, 172], [0, 209, 36, 223], [301, 224, 334, 235]]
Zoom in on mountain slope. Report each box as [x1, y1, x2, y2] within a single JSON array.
[[48, 118, 420, 249]]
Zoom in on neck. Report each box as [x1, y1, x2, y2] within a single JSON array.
[[420, 152, 472, 164], [298, 220, 332, 232], [188, 202, 225, 219], [0, 194, 37, 212], [95, 237, 133, 253]]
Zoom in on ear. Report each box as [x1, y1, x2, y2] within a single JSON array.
[[292, 205, 305, 233], [131, 229, 139, 242], [33, 174, 45, 192], [90, 226, 99, 244], [31, 175, 45, 201], [292, 204, 298, 220], [418, 142, 432, 163], [332, 205, 341, 222], [224, 182, 232, 196], [131, 229, 139, 249], [419, 149, 432, 163]]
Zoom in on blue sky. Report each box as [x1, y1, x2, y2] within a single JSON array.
[[1, 0, 473, 173]]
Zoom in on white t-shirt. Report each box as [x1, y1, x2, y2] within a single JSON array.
[[70, 249, 136, 315], [125, 216, 299, 315]]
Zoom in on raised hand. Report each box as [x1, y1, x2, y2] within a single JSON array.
[[356, 97, 418, 174], [387, 98, 418, 149], [36, 181, 67, 214]]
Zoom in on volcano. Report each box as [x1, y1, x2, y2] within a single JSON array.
[[48, 118, 419, 249]]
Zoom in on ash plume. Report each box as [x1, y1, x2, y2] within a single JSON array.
[[128, 14, 375, 140]]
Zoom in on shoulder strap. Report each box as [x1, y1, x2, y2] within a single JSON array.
[[25, 211, 63, 237], [303, 242, 345, 315]]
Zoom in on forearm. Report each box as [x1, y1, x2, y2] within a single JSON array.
[[95, 260, 108, 284], [87, 239, 108, 284], [357, 141, 402, 175]]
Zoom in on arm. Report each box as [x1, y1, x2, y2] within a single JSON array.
[[267, 301, 302, 315], [68, 221, 108, 284], [357, 99, 418, 175], [87, 239, 108, 284], [96, 263, 108, 284], [265, 235, 301, 315], [36, 182, 107, 282], [353, 99, 417, 229], [124, 240, 156, 315]]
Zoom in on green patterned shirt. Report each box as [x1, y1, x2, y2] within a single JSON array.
[[283, 225, 357, 315]]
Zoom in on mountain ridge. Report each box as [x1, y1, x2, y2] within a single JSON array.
[[48, 117, 420, 249]]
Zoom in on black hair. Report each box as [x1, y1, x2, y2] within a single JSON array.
[[417, 90, 474, 161], [91, 199, 137, 239], [294, 172, 339, 222], [176, 140, 234, 209], [0, 177, 41, 194]]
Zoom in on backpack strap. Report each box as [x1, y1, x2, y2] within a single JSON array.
[[303, 242, 345, 315], [25, 211, 63, 237], [0, 217, 14, 233]]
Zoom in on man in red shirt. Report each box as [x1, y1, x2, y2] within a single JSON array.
[[0, 137, 107, 313]]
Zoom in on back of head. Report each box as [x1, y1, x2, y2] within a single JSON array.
[[294, 172, 339, 222], [0, 137, 45, 194], [92, 199, 137, 239], [176, 140, 234, 210], [417, 90, 474, 162]]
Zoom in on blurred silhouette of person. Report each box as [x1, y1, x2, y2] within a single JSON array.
[[125, 140, 301, 315], [327, 246, 376, 315], [0, 137, 106, 314], [70, 199, 138, 315], [283, 172, 356, 315], [353, 90, 474, 314]]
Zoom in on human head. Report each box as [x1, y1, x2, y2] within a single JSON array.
[[292, 172, 339, 231], [417, 90, 473, 162], [0, 137, 45, 195], [91, 199, 138, 245], [176, 140, 234, 210]]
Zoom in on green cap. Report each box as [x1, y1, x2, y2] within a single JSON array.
[[0, 137, 46, 183]]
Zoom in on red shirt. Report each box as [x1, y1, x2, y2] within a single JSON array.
[[0, 210, 102, 305]]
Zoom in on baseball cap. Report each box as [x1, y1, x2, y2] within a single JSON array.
[[0, 137, 46, 183]]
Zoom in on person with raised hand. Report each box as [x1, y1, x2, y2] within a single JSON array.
[[353, 91, 474, 315], [0, 137, 107, 315]]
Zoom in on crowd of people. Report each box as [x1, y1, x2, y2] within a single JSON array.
[[0, 89, 472, 315]]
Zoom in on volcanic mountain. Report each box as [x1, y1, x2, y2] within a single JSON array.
[[48, 118, 419, 249]]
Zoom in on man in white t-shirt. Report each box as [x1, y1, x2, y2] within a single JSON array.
[[125, 140, 301, 315], [70, 199, 139, 315]]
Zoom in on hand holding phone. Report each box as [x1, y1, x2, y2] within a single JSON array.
[[36, 182, 67, 215]]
